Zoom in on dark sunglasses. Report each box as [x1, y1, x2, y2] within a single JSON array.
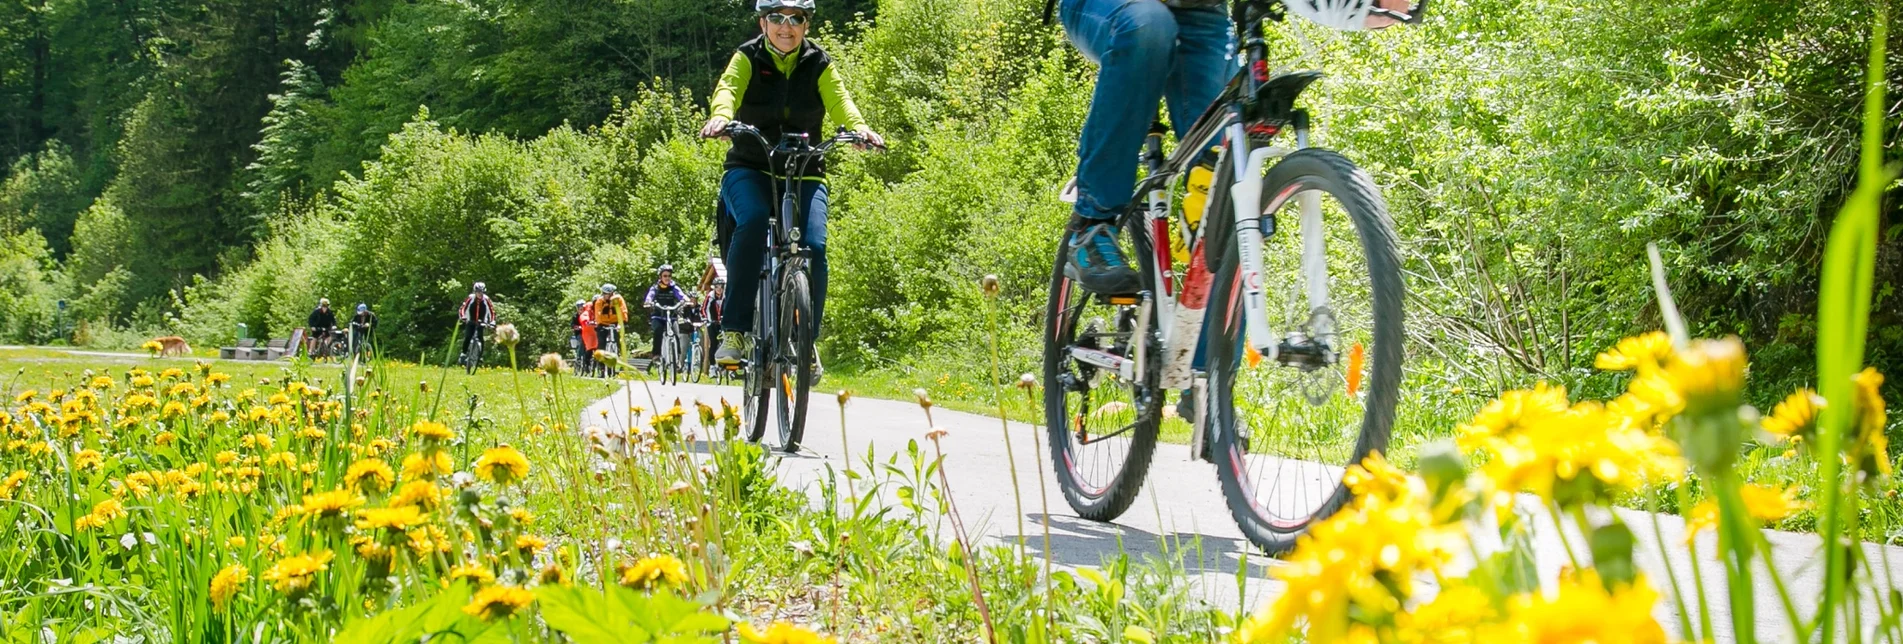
[[763, 12, 809, 26]]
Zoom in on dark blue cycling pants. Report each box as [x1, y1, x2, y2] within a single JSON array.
[[719, 168, 829, 336]]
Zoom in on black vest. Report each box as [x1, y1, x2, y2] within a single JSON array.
[[725, 36, 833, 177]]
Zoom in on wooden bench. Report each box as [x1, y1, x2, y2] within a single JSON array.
[[263, 337, 291, 360], [219, 338, 257, 360]]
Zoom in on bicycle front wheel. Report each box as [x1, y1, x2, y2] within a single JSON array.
[[1207, 149, 1403, 555], [775, 268, 815, 453], [1040, 219, 1163, 522], [741, 290, 773, 443]]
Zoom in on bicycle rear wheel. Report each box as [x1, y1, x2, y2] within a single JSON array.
[[464, 336, 482, 375], [1041, 218, 1163, 522], [1207, 149, 1402, 555], [775, 268, 815, 453], [661, 332, 678, 385]]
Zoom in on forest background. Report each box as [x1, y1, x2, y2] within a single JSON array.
[[0, 0, 1897, 407]]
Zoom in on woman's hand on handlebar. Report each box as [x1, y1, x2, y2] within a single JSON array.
[[853, 127, 887, 151], [700, 117, 731, 139]]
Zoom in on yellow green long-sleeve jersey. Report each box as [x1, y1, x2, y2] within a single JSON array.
[[708, 44, 869, 132]]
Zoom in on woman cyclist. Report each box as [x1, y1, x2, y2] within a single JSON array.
[[699, 0, 885, 366]]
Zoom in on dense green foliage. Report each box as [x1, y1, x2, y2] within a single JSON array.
[[0, 0, 1894, 395]]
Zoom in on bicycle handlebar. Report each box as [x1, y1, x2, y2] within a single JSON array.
[[713, 121, 886, 155]]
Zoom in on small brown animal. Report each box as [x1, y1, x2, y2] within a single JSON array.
[[152, 336, 192, 357]]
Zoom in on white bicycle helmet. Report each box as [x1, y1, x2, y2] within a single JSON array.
[[600, 283, 616, 294], [755, 0, 814, 14], [473, 282, 487, 294]]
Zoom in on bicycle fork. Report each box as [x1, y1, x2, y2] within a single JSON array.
[[1222, 121, 1327, 363]]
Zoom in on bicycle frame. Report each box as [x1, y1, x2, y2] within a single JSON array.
[[1061, 1, 1343, 448]]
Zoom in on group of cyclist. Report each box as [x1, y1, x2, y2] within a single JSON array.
[[566, 266, 726, 375], [302, 297, 380, 360]]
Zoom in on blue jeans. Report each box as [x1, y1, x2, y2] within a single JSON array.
[[1061, 0, 1233, 222], [719, 168, 829, 336]]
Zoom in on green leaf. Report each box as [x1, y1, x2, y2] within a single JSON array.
[[1122, 625, 1155, 643], [538, 585, 650, 644]]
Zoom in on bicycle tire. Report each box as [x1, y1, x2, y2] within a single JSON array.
[[741, 281, 773, 443], [775, 269, 816, 453], [1040, 219, 1163, 522], [1206, 148, 1402, 555], [464, 336, 482, 375]]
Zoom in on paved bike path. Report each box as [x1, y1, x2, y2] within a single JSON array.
[[582, 379, 1903, 641]]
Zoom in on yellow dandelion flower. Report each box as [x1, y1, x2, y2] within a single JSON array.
[[514, 534, 548, 555], [1853, 367, 1891, 478], [618, 554, 688, 591], [402, 451, 453, 481], [1662, 337, 1747, 416], [409, 420, 455, 443], [392, 480, 443, 510], [355, 505, 429, 532], [473, 445, 529, 485], [1497, 571, 1666, 644], [462, 585, 535, 621], [448, 563, 495, 586], [1763, 389, 1823, 440], [509, 508, 534, 525], [14, 390, 36, 403], [738, 622, 840, 644], [261, 550, 333, 596], [299, 489, 366, 519], [209, 564, 249, 611], [206, 372, 231, 386], [214, 450, 239, 466], [1595, 331, 1673, 371], [131, 375, 155, 388], [0, 470, 28, 499], [344, 458, 397, 493], [74, 448, 105, 471], [89, 376, 113, 390]]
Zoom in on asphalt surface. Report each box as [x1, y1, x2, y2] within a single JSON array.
[[580, 378, 1902, 643]]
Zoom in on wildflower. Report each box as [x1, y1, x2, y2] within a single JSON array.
[[14, 390, 35, 403], [1853, 367, 1891, 479], [473, 445, 530, 485], [209, 564, 249, 611], [1496, 571, 1665, 643], [493, 324, 520, 349], [0, 470, 28, 499], [206, 372, 230, 386], [1663, 337, 1747, 417], [1341, 451, 1409, 503], [74, 448, 105, 471], [448, 563, 495, 586], [227, 536, 246, 548], [509, 508, 534, 525], [130, 375, 155, 388], [214, 450, 239, 466], [1248, 486, 1457, 642], [1595, 331, 1672, 372], [160, 401, 187, 419], [1460, 388, 1684, 507], [538, 353, 567, 375], [1762, 389, 1823, 440], [409, 420, 455, 443], [392, 480, 443, 510], [402, 451, 454, 481], [618, 554, 689, 591], [538, 562, 570, 585], [355, 505, 429, 532], [462, 584, 534, 621], [142, 340, 164, 355], [296, 426, 327, 441], [264, 451, 297, 469], [344, 458, 397, 494], [738, 622, 840, 644], [980, 273, 1001, 297], [1686, 484, 1805, 541], [913, 389, 932, 409], [90, 376, 113, 390], [261, 550, 334, 596], [299, 489, 367, 519], [514, 534, 548, 555], [1392, 583, 1495, 642], [88, 498, 126, 525]]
